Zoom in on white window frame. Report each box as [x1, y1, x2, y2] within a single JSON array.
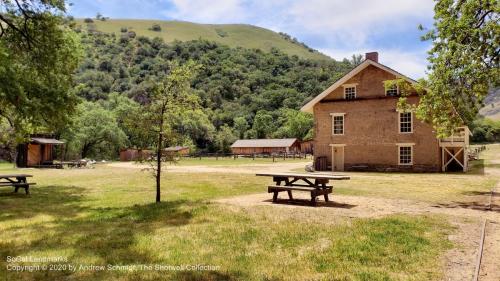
[[397, 143, 414, 165], [330, 113, 345, 136], [342, 83, 357, 100], [385, 84, 399, 96], [398, 111, 413, 134]]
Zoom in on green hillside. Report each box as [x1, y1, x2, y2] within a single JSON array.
[[74, 19, 331, 61], [479, 89, 500, 120]]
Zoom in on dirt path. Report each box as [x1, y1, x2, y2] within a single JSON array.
[[479, 183, 500, 281], [107, 161, 309, 174]]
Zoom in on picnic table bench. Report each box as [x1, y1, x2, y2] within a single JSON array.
[[0, 174, 36, 195], [256, 173, 350, 206]]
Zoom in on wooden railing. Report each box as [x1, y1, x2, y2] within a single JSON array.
[[439, 127, 470, 146]]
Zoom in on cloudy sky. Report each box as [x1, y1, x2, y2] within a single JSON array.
[[68, 0, 436, 79]]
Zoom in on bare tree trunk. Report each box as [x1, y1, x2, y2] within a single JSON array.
[[156, 130, 162, 203], [156, 108, 165, 203]]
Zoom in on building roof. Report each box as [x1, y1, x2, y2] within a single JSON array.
[[31, 138, 65, 145], [164, 146, 189, 151], [300, 59, 418, 113], [231, 138, 298, 148]]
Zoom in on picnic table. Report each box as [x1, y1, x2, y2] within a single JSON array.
[[256, 172, 350, 206], [0, 174, 36, 195]]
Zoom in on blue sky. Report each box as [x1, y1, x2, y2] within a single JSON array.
[[68, 0, 436, 79]]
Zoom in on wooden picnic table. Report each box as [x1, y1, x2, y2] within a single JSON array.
[[256, 173, 350, 206], [0, 174, 35, 195]]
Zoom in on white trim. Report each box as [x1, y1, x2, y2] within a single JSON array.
[[396, 143, 415, 146], [398, 145, 413, 165], [331, 114, 345, 136], [342, 83, 358, 88], [300, 59, 417, 113], [343, 85, 356, 100], [398, 111, 413, 134], [329, 144, 346, 147]]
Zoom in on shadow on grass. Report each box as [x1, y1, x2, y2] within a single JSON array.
[[174, 270, 248, 281], [432, 201, 500, 212], [0, 185, 87, 222], [0, 185, 207, 280], [264, 198, 357, 209], [468, 159, 487, 175]]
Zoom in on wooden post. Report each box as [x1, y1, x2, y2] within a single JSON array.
[[253, 153, 255, 160], [273, 155, 275, 162]]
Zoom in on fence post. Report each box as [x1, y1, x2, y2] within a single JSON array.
[[273, 155, 275, 163], [253, 153, 255, 160]]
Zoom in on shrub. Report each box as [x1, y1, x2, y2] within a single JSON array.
[[120, 27, 128, 33], [127, 31, 136, 38], [215, 29, 228, 38], [150, 24, 161, 32], [84, 18, 94, 23]]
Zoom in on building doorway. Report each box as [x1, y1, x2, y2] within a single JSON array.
[[331, 145, 345, 172]]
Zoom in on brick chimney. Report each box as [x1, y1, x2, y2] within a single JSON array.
[[365, 52, 378, 62]]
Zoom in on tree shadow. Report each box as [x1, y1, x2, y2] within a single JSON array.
[[432, 201, 500, 212], [173, 270, 249, 281], [1, 184, 201, 280], [264, 198, 357, 209], [0, 185, 87, 223]]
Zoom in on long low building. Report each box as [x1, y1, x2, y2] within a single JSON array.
[[230, 138, 300, 155]]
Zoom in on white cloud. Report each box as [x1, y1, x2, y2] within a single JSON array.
[[320, 47, 429, 79], [285, 0, 434, 45], [163, 0, 246, 23], [162, 0, 434, 78]]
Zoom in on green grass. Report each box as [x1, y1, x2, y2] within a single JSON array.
[[2, 145, 498, 280], [74, 19, 332, 61]]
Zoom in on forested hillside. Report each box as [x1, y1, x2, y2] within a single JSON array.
[[63, 29, 355, 159]]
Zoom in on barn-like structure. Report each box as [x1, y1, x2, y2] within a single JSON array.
[[17, 136, 64, 168], [230, 138, 300, 155]]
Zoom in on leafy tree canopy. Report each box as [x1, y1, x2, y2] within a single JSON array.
[[417, 0, 499, 136], [0, 0, 82, 141]]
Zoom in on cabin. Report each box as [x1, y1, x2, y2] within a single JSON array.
[[119, 149, 153, 161], [301, 52, 469, 172], [17, 136, 64, 168], [231, 138, 300, 155], [164, 146, 190, 156]]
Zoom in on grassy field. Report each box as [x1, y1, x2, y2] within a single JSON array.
[[74, 19, 331, 61], [0, 145, 498, 280]]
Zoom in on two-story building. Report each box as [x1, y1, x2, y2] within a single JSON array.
[[301, 52, 469, 172]]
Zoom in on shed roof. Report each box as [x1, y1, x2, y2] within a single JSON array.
[[231, 138, 298, 148], [164, 146, 189, 151], [31, 138, 65, 145]]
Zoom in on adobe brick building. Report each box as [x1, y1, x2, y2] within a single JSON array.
[[301, 52, 469, 172]]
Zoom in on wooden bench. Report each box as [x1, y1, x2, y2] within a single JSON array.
[[257, 173, 349, 206], [268, 185, 333, 205], [0, 174, 35, 195]]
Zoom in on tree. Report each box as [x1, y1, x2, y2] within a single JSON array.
[[252, 110, 276, 138], [61, 102, 127, 160], [233, 116, 249, 139], [214, 125, 237, 153], [0, 0, 82, 155], [144, 62, 200, 203], [274, 109, 314, 140], [417, 0, 499, 137]]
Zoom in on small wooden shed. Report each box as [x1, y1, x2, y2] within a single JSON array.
[[119, 149, 153, 161], [17, 137, 64, 168], [231, 138, 299, 155], [164, 146, 190, 156]]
